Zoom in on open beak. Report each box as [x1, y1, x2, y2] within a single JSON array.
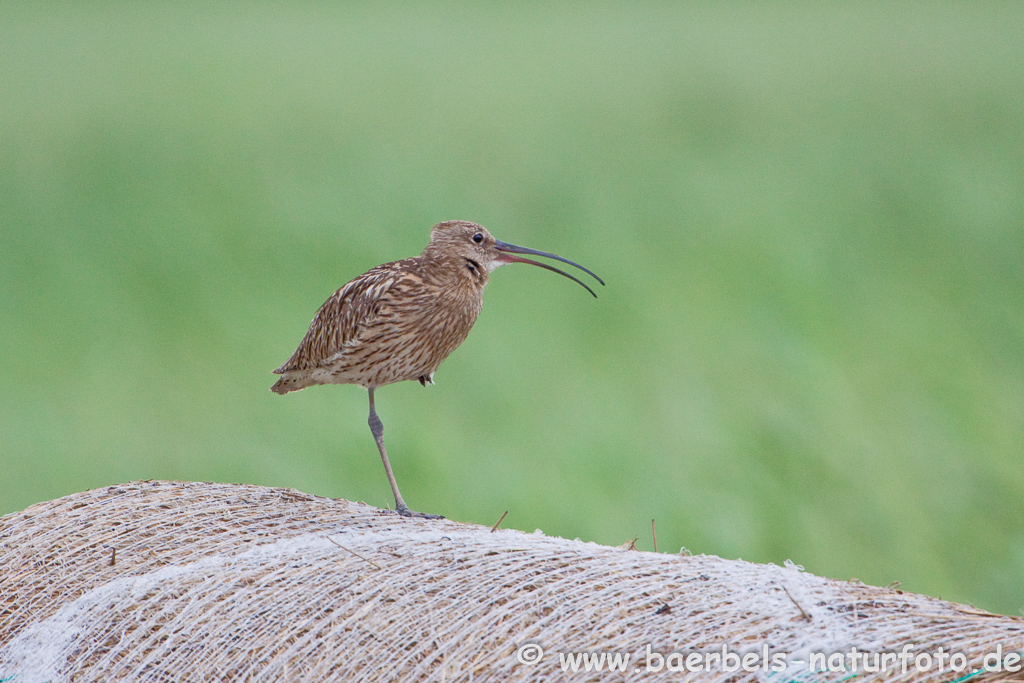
[[494, 240, 605, 298]]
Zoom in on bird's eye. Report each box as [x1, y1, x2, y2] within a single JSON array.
[[472, 233, 483, 243]]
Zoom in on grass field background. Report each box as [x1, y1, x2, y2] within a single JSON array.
[[2, 3, 1022, 615]]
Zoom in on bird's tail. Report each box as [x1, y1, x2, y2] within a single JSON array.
[[270, 373, 312, 395]]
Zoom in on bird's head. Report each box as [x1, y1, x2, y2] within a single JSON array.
[[423, 220, 605, 296]]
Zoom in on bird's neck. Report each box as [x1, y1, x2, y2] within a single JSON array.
[[420, 253, 488, 295]]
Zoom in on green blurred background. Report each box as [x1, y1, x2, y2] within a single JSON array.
[[2, 3, 1022, 614]]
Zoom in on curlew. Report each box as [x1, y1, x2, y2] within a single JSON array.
[[272, 220, 603, 517]]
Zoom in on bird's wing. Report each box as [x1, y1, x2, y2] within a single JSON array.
[[274, 260, 420, 373]]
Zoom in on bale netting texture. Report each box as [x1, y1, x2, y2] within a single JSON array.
[[1, 481, 1022, 682]]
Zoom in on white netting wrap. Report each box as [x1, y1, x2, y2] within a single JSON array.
[[1, 480, 1021, 682]]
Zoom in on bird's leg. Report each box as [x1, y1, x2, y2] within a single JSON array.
[[367, 388, 407, 511], [367, 388, 442, 519]]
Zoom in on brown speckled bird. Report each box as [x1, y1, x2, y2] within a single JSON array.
[[272, 220, 603, 517]]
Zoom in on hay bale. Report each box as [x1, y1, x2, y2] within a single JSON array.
[[1, 480, 1021, 682]]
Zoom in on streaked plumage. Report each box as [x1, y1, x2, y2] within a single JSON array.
[[272, 220, 603, 517], [272, 254, 482, 393]]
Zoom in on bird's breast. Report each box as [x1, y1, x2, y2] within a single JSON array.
[[339, 279, 482, 388], [416, 285, 483, 351]]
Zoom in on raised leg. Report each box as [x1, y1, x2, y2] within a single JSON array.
[[367, 388, 442, 519]]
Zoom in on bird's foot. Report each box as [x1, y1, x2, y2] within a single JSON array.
[[395, 506, 444, 520]]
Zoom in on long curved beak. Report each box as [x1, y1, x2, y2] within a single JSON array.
[[494, 240, 605, 298]]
